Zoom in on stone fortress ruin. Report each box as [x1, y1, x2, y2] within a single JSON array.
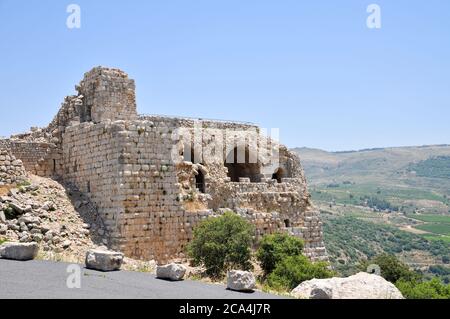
[[0, 67, 327, 263]]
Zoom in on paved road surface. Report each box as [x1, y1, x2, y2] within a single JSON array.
[[0, 259, 282, 299]]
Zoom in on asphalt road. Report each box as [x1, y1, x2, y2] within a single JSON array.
[[0, 259, 282, 299]]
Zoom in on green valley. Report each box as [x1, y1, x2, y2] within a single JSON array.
[[294, 145, 450, 280]]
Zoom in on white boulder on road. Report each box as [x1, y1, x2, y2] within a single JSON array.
[[85, 248, 124, 272], [227, 270, 256, 292], [156, 263, 187, 281], [291, 272, 404, 299]]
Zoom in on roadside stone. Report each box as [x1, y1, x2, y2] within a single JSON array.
[[85, 249, 124, 271], [156, 263, 187, 281], [0, 242, 39, 260], [291, 272, 404, 299], [226, 270, 256, 292]]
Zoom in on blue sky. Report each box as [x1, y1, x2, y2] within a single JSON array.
[[0, 0, 449, 151]]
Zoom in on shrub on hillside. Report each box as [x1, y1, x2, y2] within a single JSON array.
[[362, 254, 420, 283], [256, 232, 304, 276], [267, 255, 333, 291], [187, 212, 254, 278], [396, 278, 450, 299]]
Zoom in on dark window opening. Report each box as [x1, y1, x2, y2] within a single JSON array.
[[225, 146, 261, 182], [52, 159, 56, 173], [272, 167, 286, 183], [87, 181, 91, 193], [195, 170, 205, 193], [284, 219, 291, 227]]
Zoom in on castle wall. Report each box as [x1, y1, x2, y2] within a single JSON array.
[[105, 119, 200, 261], [61, 121, 126, 247], [0, 140, 61, 177], [2, 67, 328, 263]]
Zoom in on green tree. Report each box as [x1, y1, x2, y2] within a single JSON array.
[[363, 254, 420, 283], [267, 255, 333, 291], [256, 233, 304, 276], [396, 278, 450, 299], [187, 212, 254, 278]]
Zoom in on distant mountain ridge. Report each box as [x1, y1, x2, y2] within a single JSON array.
[[292, 144, 450, 191], [296, 144, 450, 154], [292, 144, 450, 275]]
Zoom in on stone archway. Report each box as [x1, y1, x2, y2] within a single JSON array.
[[225, 146, 261, 182], [272, 167, 286, 183]]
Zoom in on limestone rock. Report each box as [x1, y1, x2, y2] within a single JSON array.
[[85, 249, 124, 271], [0, 242, 39, 261], [291, 272, 404, 299], [227, 270, 256, 292], [156, 263, 187, 281], [0, 224, 8, 234], [0, 210, 6, 223], [9, 202, 26, 214]]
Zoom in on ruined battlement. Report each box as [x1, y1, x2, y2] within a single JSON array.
[[76, 67, 137, 123], [3, 67, 328, 263]]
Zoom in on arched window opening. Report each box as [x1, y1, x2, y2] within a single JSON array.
[[272, 167, 286, 183], [225, 146, 261, 182]]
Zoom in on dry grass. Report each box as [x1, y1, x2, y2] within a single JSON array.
[[184, 200, 207, 212], [0, 185, 13, 196], [36, 250, 84, 264]]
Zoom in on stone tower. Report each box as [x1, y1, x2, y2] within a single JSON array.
[[76, 67, 137, 123]]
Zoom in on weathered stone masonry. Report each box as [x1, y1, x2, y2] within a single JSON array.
[[0, 148, 27, 186], [2, 67, 327, 263]]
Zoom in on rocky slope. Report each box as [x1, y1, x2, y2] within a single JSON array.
[[0, 175, 153, 271]]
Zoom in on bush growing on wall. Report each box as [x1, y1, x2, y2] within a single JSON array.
[[187, 212, 254, 278], [256, 232, 332, 291], [256, 232, 304, 276], [267, 255, 333, 291]]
